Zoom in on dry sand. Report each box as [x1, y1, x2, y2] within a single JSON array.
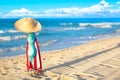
[[0, 37, 120, 80]]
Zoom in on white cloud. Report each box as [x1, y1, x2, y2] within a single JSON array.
[[10, 8, 31, 13], [1, 0, 120, 18], [109, 1, 120, 15], [100, 0, 109, 7], [43, 0, 110, 17], [116, 1, 120, 5], [2, 8, 41, 18], [43, 7, 81, 17], [0, 12, 1, 16], [0, 10, 2, 16], [109, 8, 120, 15]]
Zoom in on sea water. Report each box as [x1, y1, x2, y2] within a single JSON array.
[[0, 18, 120, 57]]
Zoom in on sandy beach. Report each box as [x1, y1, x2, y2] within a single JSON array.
[[0, 37, 120, 80]]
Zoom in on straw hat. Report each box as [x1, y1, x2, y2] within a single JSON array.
[[14, 17, 41, 33]]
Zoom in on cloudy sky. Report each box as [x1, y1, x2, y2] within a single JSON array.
[[0, 0, 120, 18]]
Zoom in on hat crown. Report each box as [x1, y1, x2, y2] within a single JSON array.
[[23, 18, 37, 29], [14, 17, 41, 33]]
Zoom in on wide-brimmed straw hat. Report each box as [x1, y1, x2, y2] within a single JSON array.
[[14, 17, 41, 33]]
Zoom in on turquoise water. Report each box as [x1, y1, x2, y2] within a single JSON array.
[[0, 18, 120, 57]]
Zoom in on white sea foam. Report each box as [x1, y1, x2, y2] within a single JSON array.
[[0, 40, 57, 53], [12, 35, 27, 40], [63, 27, 86, 31], [41, 40, 57, 47], [0, 30, 4, 33], [8, 30, 18, 33], [79, 35, 104, 40], [60, 23, 73, 26], [56, 27, 86, 31], [0, 30, 18, 34], [0, 35, 27, 41], [115, 29, 120, 33], [68, 23, 73, 25], [0, 36, 11, 41], [0, 46, 25, 54], [9, 46, 25, 51], [71, 35, 103, 44], [72, 41, 88, 44], [79, 22, 120, 28], [0, 49, 3, 53]]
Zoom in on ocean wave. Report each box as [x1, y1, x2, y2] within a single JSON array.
[[115, 29, 120, 33], [12, 35, 27, 40], [80, 35, 102, 39], [71, 41, 88, 44], [79, 22, 120, 28], [53, 27, 86, 32], [0, 46, 25, 54], [63, 27, 86, 31], [0, 40, 57, 54], [8, 30, 18, 33], [44, 27, 86, 32], [0, 30, 4, 33], [60, 23, 73, 26], [70, 35, 102, 44], [0, 30, 18, 34], [41, 40, 57, 47], [0, 35, 27, 41], [10, 46, 25, 51], [0, 36, 11, 41], [0, 49, 3, 53]]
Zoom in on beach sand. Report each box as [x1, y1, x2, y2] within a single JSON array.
[[0, 37, 120, 80]]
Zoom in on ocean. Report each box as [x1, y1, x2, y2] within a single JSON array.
[[0, 18, 120, 58]]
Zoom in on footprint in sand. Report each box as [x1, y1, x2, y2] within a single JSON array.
[[14, 67, 21, 70], [13, 61, 18, 64], [1, 70, 8, 75], [114, 77, 120, 80], [4, 67, 10, 70], [22, 78, 30, 80], [43, 58, 46, 60], [44, 71, 58, 77], [1, 73, 7, 75]]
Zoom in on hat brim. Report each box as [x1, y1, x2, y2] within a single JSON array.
[[14, 18, 42, 33]]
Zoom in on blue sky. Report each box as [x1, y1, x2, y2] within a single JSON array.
[[0, 0, 120, 18]]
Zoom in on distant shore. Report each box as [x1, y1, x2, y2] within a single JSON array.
[[0, 36, 120, 80]]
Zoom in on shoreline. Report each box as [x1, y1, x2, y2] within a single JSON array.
[[0, 36, 120, 80], [0, 34, 119, 58]]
